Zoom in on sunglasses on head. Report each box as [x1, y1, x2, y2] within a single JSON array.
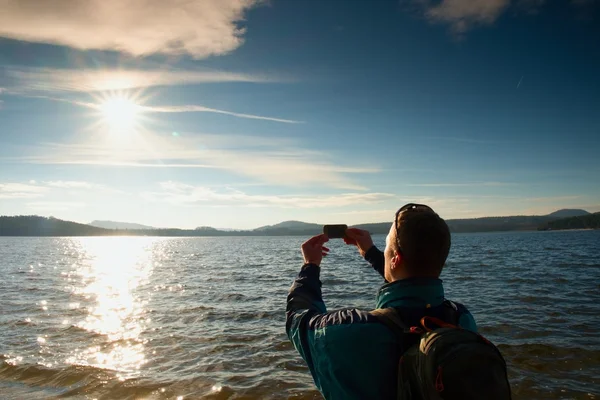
[[394, 203, 434, 252]]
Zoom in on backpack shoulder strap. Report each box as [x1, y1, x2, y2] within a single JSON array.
[[371, 302, 463, 336], [369, 308, 410, 337]]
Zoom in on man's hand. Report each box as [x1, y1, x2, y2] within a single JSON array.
[[344, 228, 374, 257], [301, 234, 330, 266]]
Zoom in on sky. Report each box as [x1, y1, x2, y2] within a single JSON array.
[[0, 0, 599, 230]]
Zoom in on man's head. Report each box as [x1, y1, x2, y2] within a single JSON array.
[[383, 203, 451, 282]]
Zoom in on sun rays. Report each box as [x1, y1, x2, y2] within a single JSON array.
[[99, 96, 142, 134]]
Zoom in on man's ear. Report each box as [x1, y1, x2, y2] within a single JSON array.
[[391, 251, 403, 270]]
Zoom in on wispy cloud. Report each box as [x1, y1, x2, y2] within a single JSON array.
[[411, 0, 511, 33], [3, 66, 277, 94], [0, 180, 122, 201], [0, 0, 263, 58], [147, 105, 303, 124], [43, 181, 122, 193], [26, 201, 85, 211], [4, 68, 299, 124], [11, 132, 379, 190], [0, 183, 48, 199], [142, 182, 394, 208], [26, 95, 302, 124], [407, 182, 516, 187], [45, 181, 96, 189], [329, 208, 398, 218], [525, 195, 582, 203], [425, 135, 505, 145]]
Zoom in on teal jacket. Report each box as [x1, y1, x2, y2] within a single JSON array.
[[286, 246, 477, 400]]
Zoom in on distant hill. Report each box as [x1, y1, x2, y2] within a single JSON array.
[[249, 209, 594, 235], [0, 209, 594, 237], [254, 220, 322, 231], [90, 220, 155, 230], [253, 220, 323, 235], [539, 212, 600, 230], [446, 215, 552, 233], [0, 216, 110, 236], [545, 209, 590, 218]]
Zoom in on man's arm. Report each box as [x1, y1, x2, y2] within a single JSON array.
[[364, 245, 387, 281], [286, 263, 326, 380], [285, 234, 329, 387], [345, 228, 388, 282]]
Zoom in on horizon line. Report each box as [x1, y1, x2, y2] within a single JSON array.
[[0, 207, 593, 231]]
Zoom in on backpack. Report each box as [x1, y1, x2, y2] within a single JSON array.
[[370, 301, 512, 400]]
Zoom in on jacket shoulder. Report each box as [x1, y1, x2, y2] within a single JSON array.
[[447, 300, 478, 333], [307, 307, 384, 330]]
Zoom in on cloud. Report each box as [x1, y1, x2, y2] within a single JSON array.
[[45, 181, 96, 189], [43, 180, 122, 193], [26, 201, 85, 211], [146, 105, 303, 124], [425, 135, 505, 145], [0, 181, 122, 201], [3, 66, 276, 93], [0, 183, 48, 199], [12, 132, 379, 190], [525, 195, 582, 203], [412, 0, 511, 33], [45, 181, 125, 195], [407, 181, 517, 187], [142, 182, 394, 208], [4, 67, 298, 124], [0, 0, 263, 58], [28, 96, 301, 124]]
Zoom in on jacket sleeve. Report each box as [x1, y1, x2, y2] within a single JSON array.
[[286, 263, 326, 386], [364, 246, 388, 282]]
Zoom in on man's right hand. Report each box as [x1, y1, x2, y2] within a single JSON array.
[[344, 228, 374, 257]]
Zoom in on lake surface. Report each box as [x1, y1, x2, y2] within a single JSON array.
[[0, 231, 599, 399]]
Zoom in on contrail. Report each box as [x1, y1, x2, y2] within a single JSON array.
[[517, 76, 524, 89]]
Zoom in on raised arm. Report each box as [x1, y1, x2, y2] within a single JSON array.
[[345, 228, 388, 281], [364, 245, 387, 281], [286, 235, 329, 378]]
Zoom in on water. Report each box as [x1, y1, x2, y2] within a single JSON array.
[[0, 230, 598, 400]]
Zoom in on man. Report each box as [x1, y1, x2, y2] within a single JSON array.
[[286, 204, 477, 399]]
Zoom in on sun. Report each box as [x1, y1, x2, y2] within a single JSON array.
[[99, 96, 141, 134]]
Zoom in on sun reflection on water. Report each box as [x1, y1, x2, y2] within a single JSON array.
[[65, 237, 155, 377]]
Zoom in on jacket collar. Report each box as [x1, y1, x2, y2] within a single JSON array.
[[376, 277, 445, 309]]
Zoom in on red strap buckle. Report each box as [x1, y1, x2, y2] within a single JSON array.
[[409, 326, 423, 334]]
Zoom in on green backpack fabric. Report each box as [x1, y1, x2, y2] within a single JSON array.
[[370, 304, 512, 400]]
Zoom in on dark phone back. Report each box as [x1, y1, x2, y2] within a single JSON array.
[[323, 224, 348, 238]]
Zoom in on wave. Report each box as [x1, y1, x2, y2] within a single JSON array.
[[0, 356, 320, 400], [0, 359, 111, 392]]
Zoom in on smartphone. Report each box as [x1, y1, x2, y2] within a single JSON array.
[[323, 224, 348, 239]]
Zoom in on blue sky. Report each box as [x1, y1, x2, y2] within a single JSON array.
[[0, 0, 599, 229]]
